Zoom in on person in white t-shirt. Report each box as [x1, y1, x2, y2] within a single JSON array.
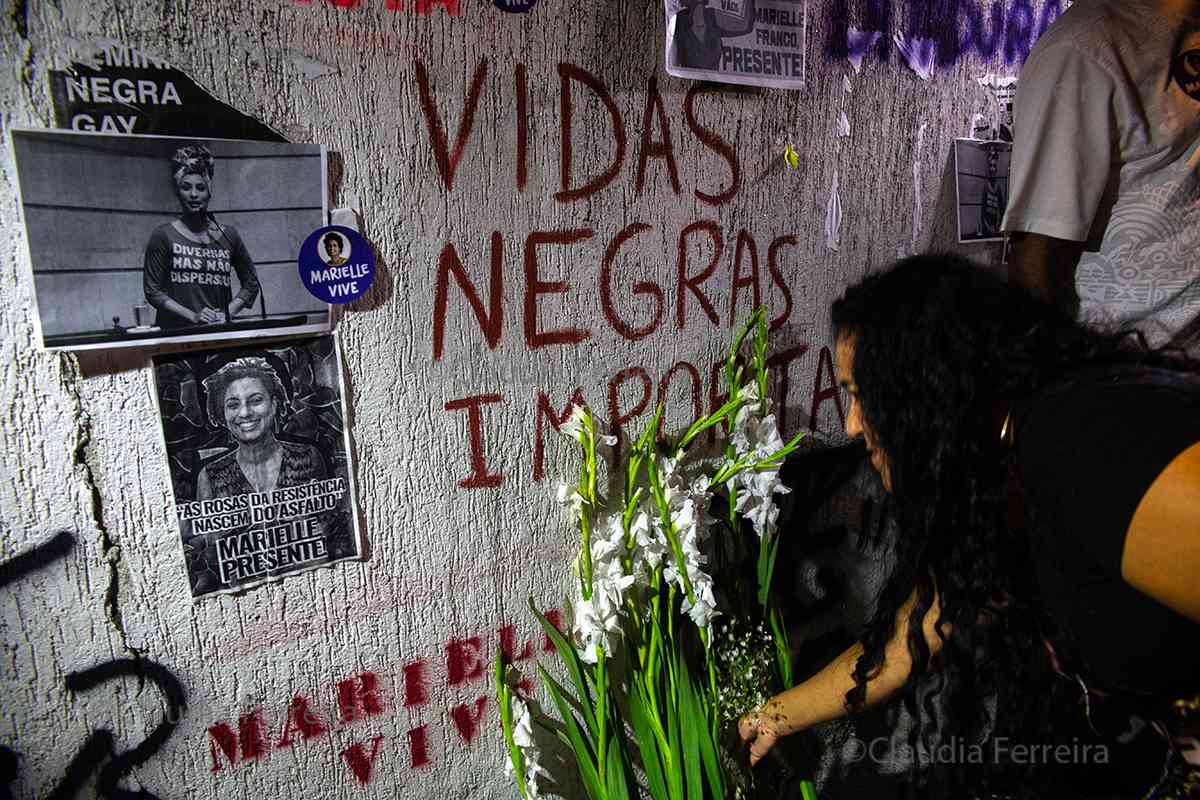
[[1002, 0, 1200, 353]]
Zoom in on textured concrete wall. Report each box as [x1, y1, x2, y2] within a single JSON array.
[[0, 0, 1057, 796]]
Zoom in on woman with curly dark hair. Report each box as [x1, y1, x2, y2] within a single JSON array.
[[740, 254, 1200, 797], [196, 357, 327, 500]]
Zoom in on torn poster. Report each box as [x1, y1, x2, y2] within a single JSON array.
[[50, 43, 284, 140], [895, 34, 936, 80], [953, 138, 1011, 243], [11, 129, 330, 351], [825, 170, 842, 251], [846, 28, 880, 74], [664, 0, 806, 89], [152, 335, 363, 599], [912, 122, 928, 246], [976, 73, 1019, 141]]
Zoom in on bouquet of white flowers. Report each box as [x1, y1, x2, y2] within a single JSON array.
[[497, 309, 816, 800]]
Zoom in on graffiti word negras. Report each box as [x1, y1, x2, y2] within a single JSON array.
[[430, 223, 799, 357], [825, 0, 1065, 67], [207, 612, 561, 785]]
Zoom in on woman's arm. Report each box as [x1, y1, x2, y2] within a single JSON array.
[[739, 588, 948, 765], [1006, 232, 1083, 317], [226, 227, 260, 317], [196, 466, 213, 501], [1121, 440, 1200, 623]]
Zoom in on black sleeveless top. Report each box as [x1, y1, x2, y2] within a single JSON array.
[[1016, 363, 1200, 699]]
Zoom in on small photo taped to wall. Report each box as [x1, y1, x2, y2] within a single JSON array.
[[10, 129, 330, 351], [953, 138, 1012, 244]]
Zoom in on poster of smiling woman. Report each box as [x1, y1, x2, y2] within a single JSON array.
[[10, 129, 329, 351], [152, 335, 362, 598]]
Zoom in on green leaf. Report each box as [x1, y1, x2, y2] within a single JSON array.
[[693, 696, 725, 800], [676, 656, 703, 800], [770, 606, 794, 688], [528, 599, 598, 734], [801, 779, 818, 800], [676, 645, 724, 800], [627, 685, 670, 800], [494, 649, 531, 799], [756, 532, 782, 608], [605, 727, 632, 800], [665, 676, 684, 800], [538, 665, 605, 800]]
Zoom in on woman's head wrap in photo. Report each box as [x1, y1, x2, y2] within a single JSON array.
[[171, 144, 215, 185]]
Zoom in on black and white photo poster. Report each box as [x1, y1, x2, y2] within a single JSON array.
[[11, 129, 329, 350], [954, 138, 1011, 243], [664, 0, 806, 89], [152, 335, 362, 598]]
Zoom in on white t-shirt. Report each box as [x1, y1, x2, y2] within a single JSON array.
[[1002, 0, 1200, 349]]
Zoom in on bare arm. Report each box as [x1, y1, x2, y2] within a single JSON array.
[[1122, 441, 1200, 623], [196, 467, 213, 502], [739, 588, 948, 765], [226, 226, 260, 317], [1007, 232, 1084, 318]]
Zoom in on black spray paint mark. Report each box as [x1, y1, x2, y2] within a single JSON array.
[[2, 533, 186, 799], [0, 531, 75, 589], [48, 660, 187, 800]]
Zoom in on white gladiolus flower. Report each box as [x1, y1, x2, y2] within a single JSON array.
[[512, 697, 535, 748], [632, 509, 668, 573], [555, 482, 586, 518], [505, 695, 548, 797], [573, 512, 639, 662], [558, 404, 588, 442], [726, 408, 792, 538], [653, 483, 720, 634], [574, 578, 630, 663]]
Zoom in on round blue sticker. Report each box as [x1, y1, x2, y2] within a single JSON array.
[[299, 225, 375, 305], [493, 0, 537, 12]]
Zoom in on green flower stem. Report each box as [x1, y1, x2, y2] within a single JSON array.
[[673, 392, 747, 456], [578, 512, 594, 602], [495, 651, 530, 799], [769, 605, 793, 688], [645, 564, 665, 691], [595, 643, 608, 792], [666, 583, 678, 688], [726, 308, 763, 387], [577, 408, 599, 601], [647, 454, 698, 607], [753, 309, 768, 416]]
